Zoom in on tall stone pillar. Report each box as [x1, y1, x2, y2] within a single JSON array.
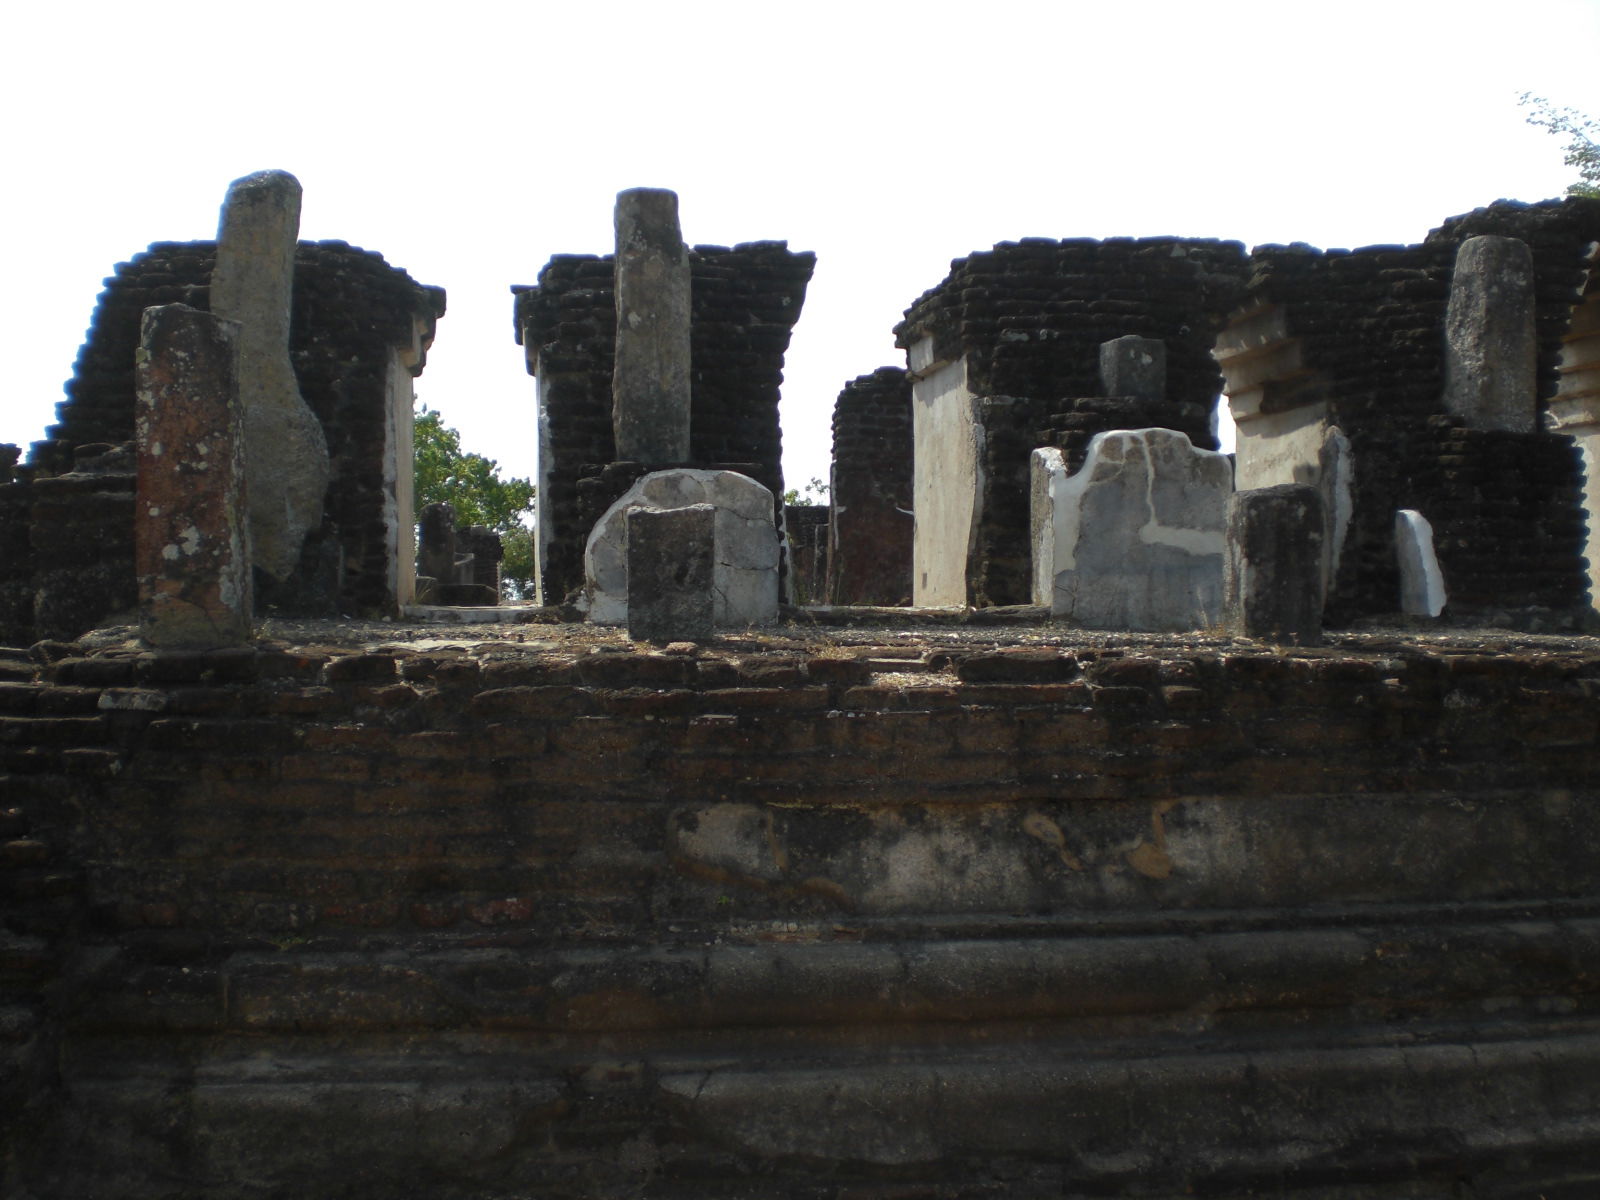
[[211, 169, 331, 579], [612, 187, 691, 464], [135, 304, 252, 648], [1443, 235, 1537, 433]]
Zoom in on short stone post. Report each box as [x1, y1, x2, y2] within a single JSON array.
[[612, 187, 691, 464], [1225, 484, 1325, 645], [627, 503, 714, 641], [1443, 235, 1537, 433], [417, 502, 457, 585], [211, 169, 331, 580], [134, 304, 252, 648], [1099, 335, 1166, 404]]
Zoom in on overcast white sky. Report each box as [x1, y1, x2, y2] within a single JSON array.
[[4, 1, 1597, 495]]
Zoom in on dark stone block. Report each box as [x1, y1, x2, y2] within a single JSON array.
[[627, 504, 713, 643]]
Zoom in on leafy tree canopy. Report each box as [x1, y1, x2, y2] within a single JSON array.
[[1520, 92, 1600, 200], [414, 405, 536, 598]]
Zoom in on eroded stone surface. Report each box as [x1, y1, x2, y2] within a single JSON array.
[[584, 469, 777, 627], [1226, 483, 1325, 644], [211, 169, 330, 580], [1443, 234, 1537, 433], [612, 187, 691, 464], [628, 504, 714, 642], [1037, 428, 1230, 631], [134, 304, 251, 648]]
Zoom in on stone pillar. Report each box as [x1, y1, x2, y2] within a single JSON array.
[[1099, 335, 1166, 404], [211, 169, 331, 580], [1443, 235, 1537, 433], [1225, 484, 1324, 645], [134, 304, 252, 648], [627, 504, 715, 641], [417, 502, 457, 585], [612, 187, 691, 464]]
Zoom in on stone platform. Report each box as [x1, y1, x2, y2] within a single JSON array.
[[4, 618, 1600, 1197]]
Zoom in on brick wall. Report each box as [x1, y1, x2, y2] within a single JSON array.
[[6, 628, 1600, 1195], [894, 238, 1247, 607], [827, 367, 912, 605]]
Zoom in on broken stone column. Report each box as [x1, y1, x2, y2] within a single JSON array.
[[1098, 335, 1166, 404], [416, 502, 457, 586], [1225, 484, 1325, 645], [1396, 509, 1448, 618], [628, 504, 715, 641], [1036, 428, 1231, 631], [612, 188, 691, 464], [134, 304, 252, 648], [210, 169, 330, 580], [1443, 235, 1537, 433]]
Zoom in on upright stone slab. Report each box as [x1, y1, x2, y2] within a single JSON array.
[[1443, 235, 1537, 433], [612, 188, 691, 464], [627, 504, 714, 641], [1313, 425, 1353, 601], [134, 304, 252, 648], [416, 502, 457, 586], [210, 169, 330, 580], [584, 469, 778, 627], [1225, 484, 1325, 645], [1039, 428, 1231, 631], [1396, 509, 1448, 618], [1098, 335, 1166, 405]]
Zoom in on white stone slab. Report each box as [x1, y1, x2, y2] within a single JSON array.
[[1396, 509, 1447, 618], [582, 469, 778, 627], [1040, 428, 1232, 631]]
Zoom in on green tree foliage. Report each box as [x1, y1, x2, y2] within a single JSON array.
[[1520, 93, 1600, 199], [782, 476, 831, 506], [413, 405, 537, 599]]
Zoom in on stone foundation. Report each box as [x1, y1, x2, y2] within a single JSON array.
[[5, 623, 1600, 1196]]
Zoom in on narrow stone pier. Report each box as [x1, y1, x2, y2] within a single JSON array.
[[134, 304, 252, 647], [611, 187, 691, 464]]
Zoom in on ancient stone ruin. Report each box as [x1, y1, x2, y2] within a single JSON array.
[[0, 171, 443, 645], [513, 192, 814, 609], [6, 182, 1600, 1198]]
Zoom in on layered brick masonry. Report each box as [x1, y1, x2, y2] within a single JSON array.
[[5, 631, 1600, 1195], [826, 366, 912, 605]]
